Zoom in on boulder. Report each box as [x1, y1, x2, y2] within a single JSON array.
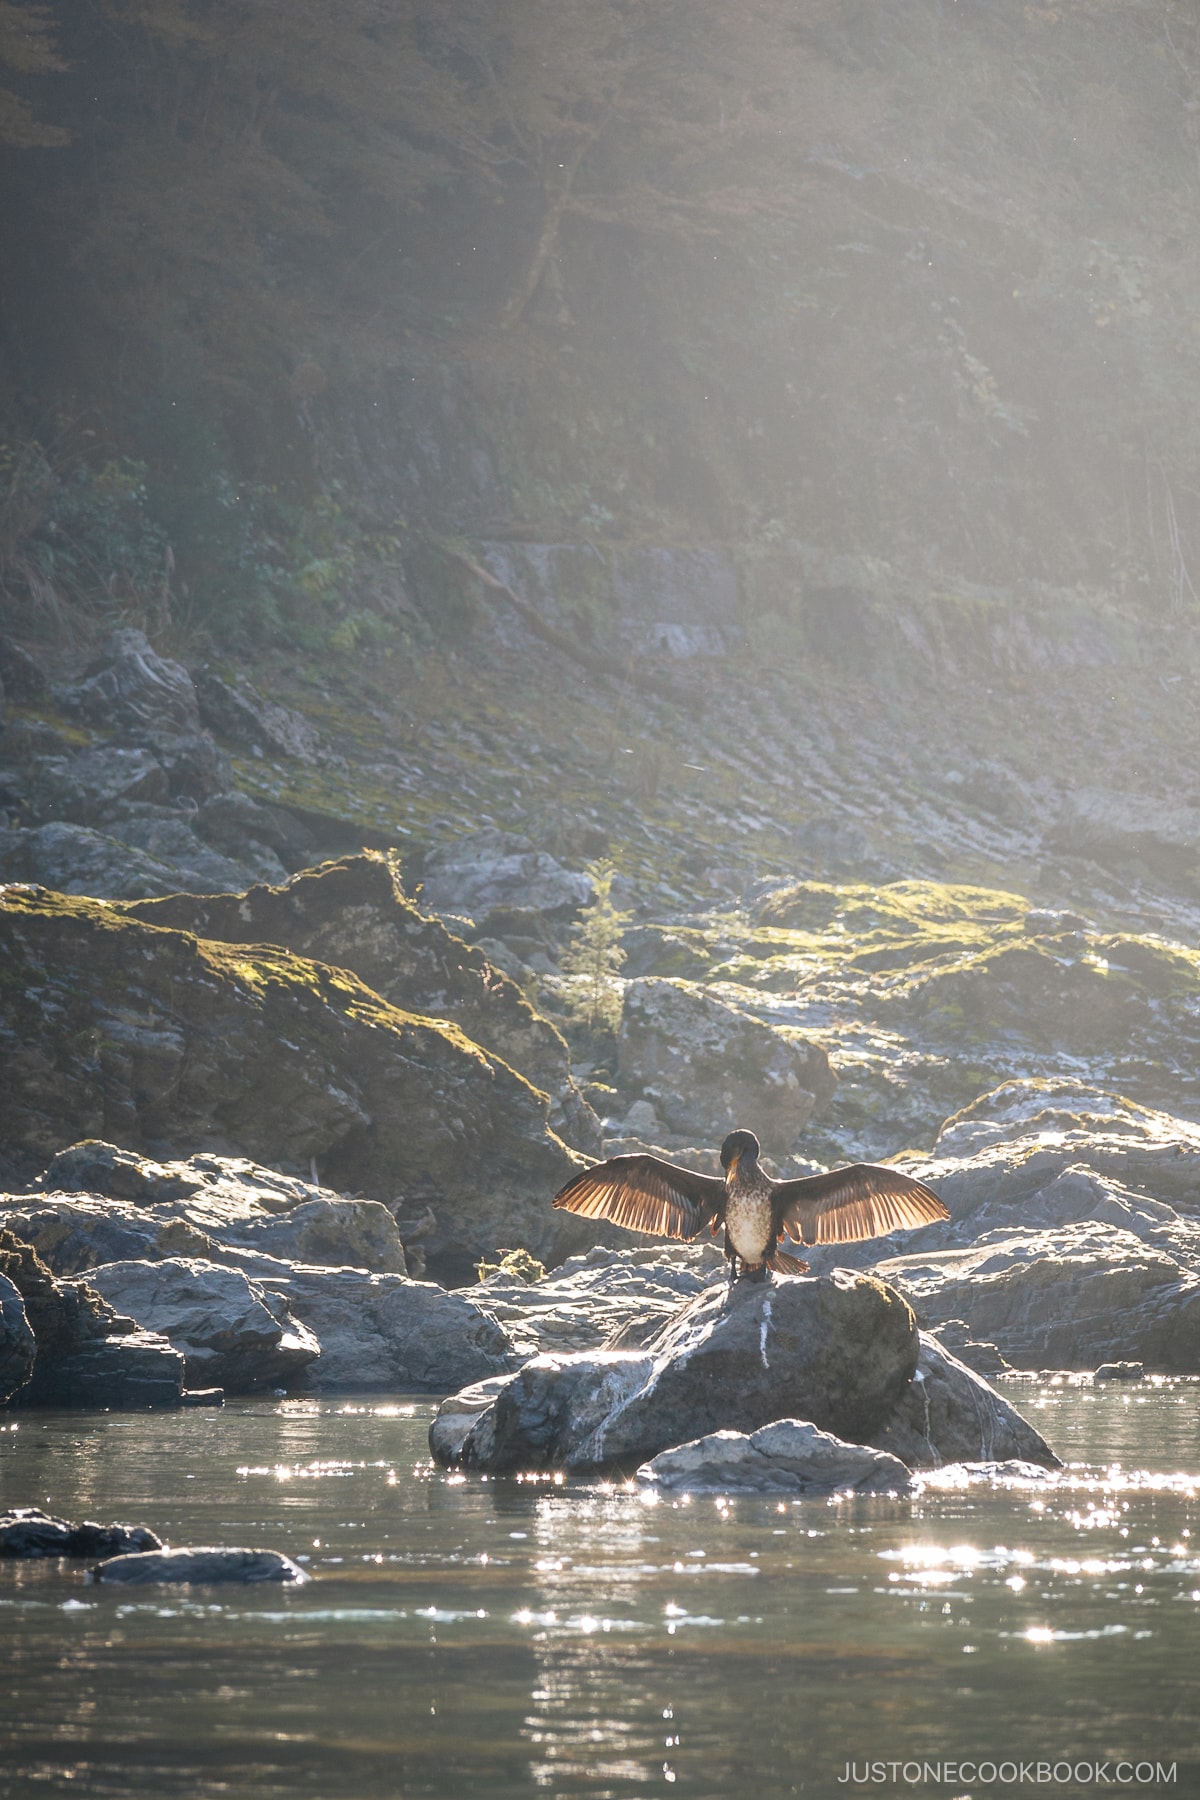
[[194, 669, 322, 763], [419, 827, 591, 916], [123, 854, 593, 1146], [637, 1420, 915, 1495], [440, 1271, 920, 1474], [253, 1264, 518, 1392], [0, 1271, 36, 1403], [617, 977, 836, 1152], [0, 822, 210, 899], [0, 887, 588, 1271], [81, 1258, 320, 1392], [93, 1547, 308, 1585], [196, 790, 316, 868], [58, 629, 200, 737], [867, 1333, 1059, 1470], [0, 1507, 161, 1558], [0, 1228, 185, 1408], [43, 744, 170, 819]]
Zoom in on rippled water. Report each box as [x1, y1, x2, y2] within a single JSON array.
[[2, 1380, 1198, 1799]]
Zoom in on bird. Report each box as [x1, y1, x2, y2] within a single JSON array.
[[553, 1126, 949, 1283]]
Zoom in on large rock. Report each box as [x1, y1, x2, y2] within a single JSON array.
[[475, 1242, 725, 1358], [58, 629, 201, 737], [0, 822, 209, 900], [0, 1507, 161, 1558], [617, 977, 836, 1152], [93, 1547, 308, 1585], [81, 1258, 320, 1392], [195, 669, 322, 763], [252, 1264, 518, 1392], [122, 855, 593, 1145], [867, 1332, 1060, 1469], [637, 1420, 915, 1495], [440, 1271, 920, 1473], [0, 1271, 36, 1403], [0, 1228, 185, 1409], [419, 827, 591, 917], [0, 887, 588, 1272]]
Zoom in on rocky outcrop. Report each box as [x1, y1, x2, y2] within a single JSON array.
[[437, 1271, 921, 1474], [0, 1507, 162, 1558], [122, 854, 596, 1148], [81, 1258, 320, 1392], [637, 1420, 915, 1495], [92, 1547, 308, 1584], [616, 977, 837, 1152], [0, 1230, 185, 1409], [252, 1264, 518, 1392], [0, 820, 265, 900], [419, 827, 592, 917], [0, 888, 589, 1274], [195, 668, 323, 763], [474, 1241, 725, 1358]]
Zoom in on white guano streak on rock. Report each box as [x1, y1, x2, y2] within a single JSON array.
[[759, 1293, 772, 1370]]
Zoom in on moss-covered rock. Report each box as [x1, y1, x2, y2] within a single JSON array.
[[0, 885, 588, 1272]]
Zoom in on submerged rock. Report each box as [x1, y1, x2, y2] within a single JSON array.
[[0, 1507, 162, 1558], [637, 1420, 914, 1495], [439, 1271, 920, 1474], [93, 1547, 308, 1585]]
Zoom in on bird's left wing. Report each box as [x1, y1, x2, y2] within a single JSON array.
[[773, 1164, 949, 1246], [553, 1154, 725, 1241]]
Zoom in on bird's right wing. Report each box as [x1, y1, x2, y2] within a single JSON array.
[[773, 1163, 949, 1246], [553, 1154, 726, 1241]]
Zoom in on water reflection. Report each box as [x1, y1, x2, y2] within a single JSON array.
[[1, 1383, 1198, 1796]]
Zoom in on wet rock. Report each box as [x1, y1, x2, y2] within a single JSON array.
[[59, 629, 200, 737], [0, 1228, 185, 1408], [0, 888, 585, 1268], [1095, 1360, 1144, 1381], [428, 1374, 515, 1464], [637, 1420, 914, 1495], [81, 1258, 320, 1392], [0, 1271, 36, 1403], [617, 977, 837, 1152], [0, 1507, 162, 1558], [124, 854, 599, 1155], [195, 669, 322, 763], [443, 1271, 920, 1474], [253, 1264, 518, 1392], [420, 827, 591, 917], [866, 1333, 1059, 1470], [93, 1547, 308, 1585]]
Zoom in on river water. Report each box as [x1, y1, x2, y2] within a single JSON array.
[[1, 1380, 1197, 1800]]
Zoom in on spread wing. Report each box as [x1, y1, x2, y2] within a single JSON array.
[[773, 1164, 949, 1247], [553, 1154, 726, 1241]]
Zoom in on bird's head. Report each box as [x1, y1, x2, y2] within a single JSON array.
[[720, 1128, 761, 1177]]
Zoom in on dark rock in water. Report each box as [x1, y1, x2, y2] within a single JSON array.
[[616, 977, 837, 1153], [637, 1420, 914, 1495], [1095, 1360, 1144, 1382], [866, 1333, 1059, 1471], [442, 1271, 920, 1474], [58, 629, 200, 737], [181, 1387, 224, 1406], [93, 1547, 308, 1585], [428, 1374, 516, 1465], [0, 1228, 185, 1410], [123, 853, 598, 1156], [0, 1271, 36, 1403], [81, 1258, 320, 1393], [0, 1507, 162, 1558], [0, 886, 583, 1267]]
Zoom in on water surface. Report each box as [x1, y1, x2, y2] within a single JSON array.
[[2, 1380, 1197, 1798]]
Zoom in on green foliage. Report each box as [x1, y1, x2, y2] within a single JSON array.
[[475, 1245, 547, 1285], [560, 857, 631, 1036]]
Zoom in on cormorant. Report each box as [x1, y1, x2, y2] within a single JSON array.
[[553, 1127, 949, 1282]]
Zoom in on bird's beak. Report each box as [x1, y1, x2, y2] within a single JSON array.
[[727, 1153, 740, 1179]]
